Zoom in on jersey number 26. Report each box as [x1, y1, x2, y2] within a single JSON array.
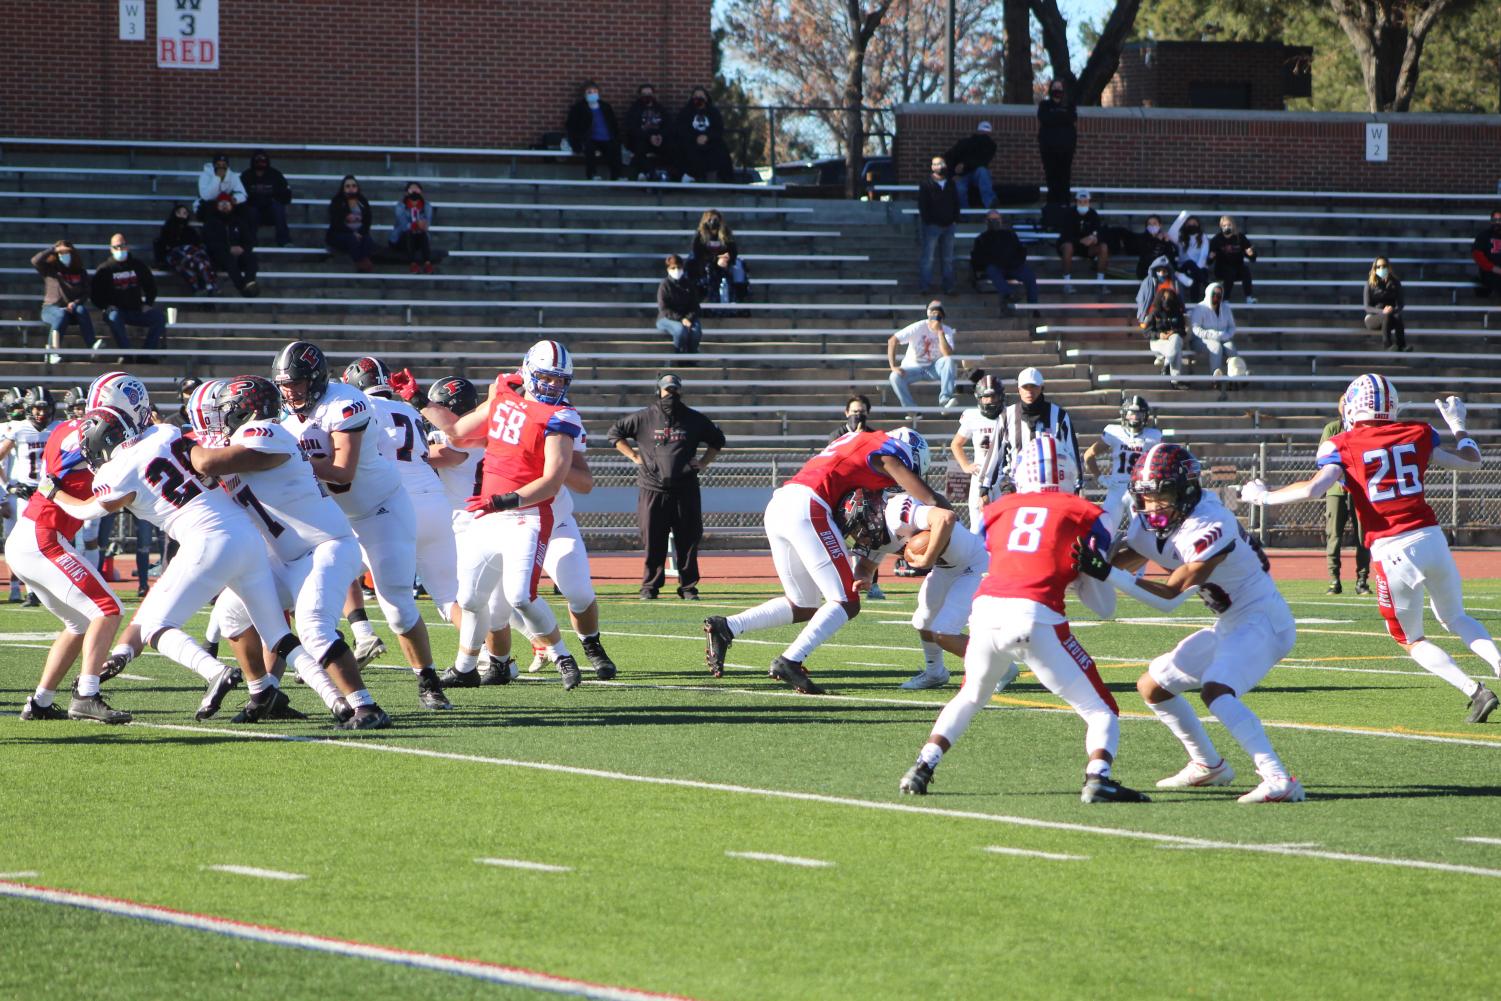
[[1363, 444, 1422, 502]]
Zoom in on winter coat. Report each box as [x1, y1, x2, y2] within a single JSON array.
[[196, 163, 247, 209], [1037, 98, 1077, 153], [917, 176, 961, 228]]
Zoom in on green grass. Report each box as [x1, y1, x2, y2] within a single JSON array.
[[3, 580, 1501, 1000]]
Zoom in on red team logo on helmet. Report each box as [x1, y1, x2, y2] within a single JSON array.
[[1130, 442, 1203, 537]]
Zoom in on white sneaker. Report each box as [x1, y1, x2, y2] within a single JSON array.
[[527, 650, 546, 674], [992, 661, 1021, 695], [939, 396, 958, 411], [1238, 775, 1305, 803], [1156, 758, 1235, 788], [352, 634, 386, 669], [900, 668, 950, 690], [1243, 295, 1257, 304]]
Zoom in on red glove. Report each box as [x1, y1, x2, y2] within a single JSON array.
[[388, 368, 427, 408], [466, 492, 520, 515]]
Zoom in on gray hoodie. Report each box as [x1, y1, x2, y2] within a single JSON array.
[[1135, 254, 1185, 323]]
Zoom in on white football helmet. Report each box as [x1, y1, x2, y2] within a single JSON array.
[[1342, 373, 1399, 427], [184, 379, 228, 444], [1012, 433, 1078, 494], [888, 426, 931, 478], [87, 371, 153, 428], [520, 340, 573, 405]]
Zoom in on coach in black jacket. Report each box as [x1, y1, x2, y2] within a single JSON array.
[[609, 374, 726, 600]]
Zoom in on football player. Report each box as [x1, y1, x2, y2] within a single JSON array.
[[1075, 442, 1304, 803], [949, 374, 1005, 530], [1082, 394, 1162, 537], [272, 340, 452, 710], [419, 341, 587, 690], [10, 409, 131, 722], [703, 425, 941, 694], [0, 387, 61, 604], [900, 434, 1146, 803], [1241, 374, 1499, 723]]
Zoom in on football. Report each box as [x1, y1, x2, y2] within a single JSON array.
[[902, 530, 931, 562]]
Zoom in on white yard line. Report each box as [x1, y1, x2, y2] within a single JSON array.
[[129, 722, 1501, 881], [1160, 842, 1323, 851], [204, 864, 307, 881], [981, 846, 1088, 861], [724, 851, 833, 868], [474, 857, 573, 873], [116, 673, 155, 682], [0, 871, 40, 878], [1457, 837, 1501, 846]]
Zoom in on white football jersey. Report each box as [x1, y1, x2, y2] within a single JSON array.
[[93, 424, 246, 539], [551, 419, 589, 522], [369, 395, 445, 499], [1124, 491, 1281, 619], [281, 381, 401, 520], [1098, 423, 1163, 487], [427, 428, 484, 513], [3, 419, 59, 486], [867, 492, 987, 571], [954, 407, 1000, 481], [215, 419, 353, 563]]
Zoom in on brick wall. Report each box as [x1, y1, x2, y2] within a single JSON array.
[[3, 0, 712, 148], [896, 104, 1501, 194], [1104, 41, 1311, 111]]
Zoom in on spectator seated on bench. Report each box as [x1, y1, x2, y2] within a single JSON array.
[[969, 209, 1037, 316], [943, 120, 997, 209], [626, 83, 674, 181], [195, 150, 247, 223], [1134, 213, 1179, 281], [153, 203, 218, 295], [689, 209, 749, 304], [656, 253, 703, 354], [91, 233, 165, 353], [390, 181, 436, 274], [240, 150, 293, 247], [1135, 256, 1186, 325], [887, 300, 959, 411], [1055, 190, 1108, 292], [675, 87, 734, 183], [1363, 257, 1410, 352], [1169, 210, 1211, 291], [565, 81, 624, 181], [33, 239, 98, 352], [1472, 208, 1501, 298], [203, 193, 260, 297], [1188, 281, 1247, 388], [326, 174, 375, 272], [1208, 215, 1256, 303], [1144, 286, 1189, 389]]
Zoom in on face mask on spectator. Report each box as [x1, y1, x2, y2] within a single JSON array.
[[1050, 89, 1064, 102], [585, 93, 600, 107], [1376, 266, 1390, 279], [1221, 224, 1234, 235], [1146, 223, 1161, 235], [1183, 223, 1199, 237], [932, 165, 947, 177], [668, 268, 684, 280], [987, 218, 1002, 231], [1076, 204, 1088, 215], [111, 248, 128, 262], [693, 96, 706, 108], [57, 251, 72, 266], [1492, 217, 1501, 231], [845, 412, 867, 432]]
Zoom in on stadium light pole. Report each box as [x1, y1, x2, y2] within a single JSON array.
[[944, 0, 956, 103]]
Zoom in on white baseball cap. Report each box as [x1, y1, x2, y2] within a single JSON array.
[[1017, 367, 1045, 387]]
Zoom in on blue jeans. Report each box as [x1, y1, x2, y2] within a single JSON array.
[[889, 356, 959, 409], [248, 198, 291, 245], [918, 224, 955, 293], [41, 303, 96, 344], [328, 230, 375, 263], [955, 166, 995, 209], [104, 306, 164, 350], [657, 317, 702, 353], [985, 263, 1039, 303]]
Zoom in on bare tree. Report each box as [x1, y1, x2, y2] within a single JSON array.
[[843, 2, 895, 198], [1326, 0, 1468, 111], [1029, 0, 1144, 104], [1003, 0, 1034, 103]]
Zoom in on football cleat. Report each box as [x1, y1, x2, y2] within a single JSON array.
[[98, 652, 130, 683], [581, 635, 617, 681], [557, 654, 582, 692], [68, 691, 132, 725], [330, 696, 354, 725], [866, 582, 887, 600], [24, 593, 40, 607], [703, 616, 733, 678], [900, 668, 949, 690], [769, 656, 825, 695], [899, 760, 934, 795], [438, 666, 481, 688], [195, 666, 242, 721], [1355, 578, 1373, 596], [19, 697, 69, 721], [1081, 776, 1151, 803], [992, 661, 1022, 695], [480, 654, 517, 685], [353, 634, 386, 669], [416, 668, 452, 710], [1156, 758, 1236, 789], [1237, 775, 1306, 804], [231, 688, 308, 724], [1467, 685, 1498, 724], [526, 649, 546, 674], [340, 704, 392, 730], [1326, 580, 1342, 595]]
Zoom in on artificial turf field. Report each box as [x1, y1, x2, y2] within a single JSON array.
[[2, 579, 1500, 1001]]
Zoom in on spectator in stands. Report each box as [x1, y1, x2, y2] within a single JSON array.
[[33, 239, 97, 352], [1135, 214, 1179, 281], [1169, 211, 1210, 291], [887, 300, 959, 411], [970, 210, 1037, 316], [390, 181, 436, 274], [608, 373, 726, 601], [566, 81, 624, 181], [240, 150, 293, 247], [90, 234, 164, 353], [675, 87, 733, 183], [656, 253, 702, 353], [153, 203, 219, 296], [1188, 281, 1243, 388], [203, 193, 261, 297], [1471, 208, 1501, 297], [1135, 256, 1185, 325], [196, 150, 247, 221], [917, 154, 960, 296], [326, 175, 375, 272], [1208, 214, 1256, 302], [689, 209, 748, 305], [1322, 401, 1371, 596], [1037, 79, 1077, 206], [625, 83, 673, 180], [1363, 256, 1409, 352], [1056, 189, 1107, 292], [1144, 286, 1189, 389], [944, 121, 997, 209]]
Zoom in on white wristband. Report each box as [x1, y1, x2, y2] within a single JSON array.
[[1457, 437, 1478, 453]]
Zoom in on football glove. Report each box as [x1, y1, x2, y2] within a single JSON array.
[[1071, 538, 1111, 582], [466, 492, 520, 515], [1238, 479, 1269, 505], [6, 482, 35, 499], [1435, 395, 1467, 436], [389, 369, 429, 409]]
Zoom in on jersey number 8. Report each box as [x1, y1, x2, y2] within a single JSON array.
[[490, 403, 526, 445], [1363, 444, 1422, 502], [1006, 506, 1049, 553]]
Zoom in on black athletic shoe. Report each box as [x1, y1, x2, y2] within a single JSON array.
[[23, 593, 40, 607], [557, 654, 582, 692], [340, 704, 392, 730], [98, 652, 130, 683], [438, 666, 482, 688], [1467, 685, 1498, 724], [231, 687, 308, 723], [195, 666, 242, 721], [704, 616, 733, 678], [416, 667, 452, 710], [580, 635, 617, 681], [19, 696, 68, 720], [1355, 578, 1373, 596], [769, 656, 825, 695], [479, 654, 516, 686], [1326, 579, 1342, 595], [330, 696, 354, 725], [204, 640, 220, 660], [1081, 775, 1151, 803], [899, 760, 934, 795], [68, 691, 132, 724]]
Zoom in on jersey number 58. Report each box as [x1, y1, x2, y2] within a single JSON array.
[[490, 403, 526, 445]]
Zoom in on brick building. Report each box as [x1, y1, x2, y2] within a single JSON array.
[[1103, 41, 1313, 111], [3, 0, 713, 148]]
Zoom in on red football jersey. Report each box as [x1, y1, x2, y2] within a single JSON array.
[[976, 491, 1110, 615], [22, 419, 94, 537], [786, 430, 912, 506], [478, 376, 582, 509], [1321, 421, 1440, 547]]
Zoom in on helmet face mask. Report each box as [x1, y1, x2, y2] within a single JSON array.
[[520, 341, 573, 405], [837, 488, 890, 550], [1130, 443, 1202, 539], [1121, 395, 1152, 434], [273, 341, 330, 416], [185, 380, 228, 444], [974, 374, 1004, 421], [217, 375, 282, 436], [79, 406, 139, 470]]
